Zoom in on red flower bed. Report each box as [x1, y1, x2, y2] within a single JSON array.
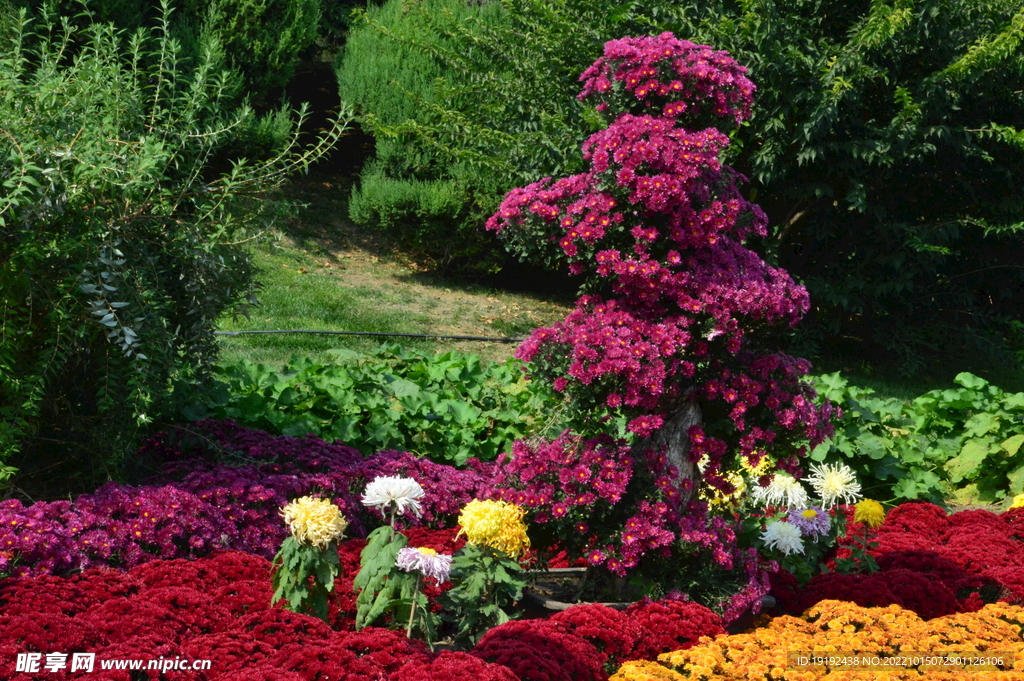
[[471, 619, 604, 681], [393, 651, 520, 681], [624, 599, 724, 661], [772, 502, 1024, 620]]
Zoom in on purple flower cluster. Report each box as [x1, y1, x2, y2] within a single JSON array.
[[488, 432, 637, 564], [0, 486, 236, 578], [577, 32, 756, 125], [487, 32, 833, 458], [0, 421, 493, 578]]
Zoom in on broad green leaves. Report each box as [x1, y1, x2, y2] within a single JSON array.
[[353, 525, 411, 629], [440, 544, 526, 645], [271, 537, 341, 621], [195, 344, 560, 464], [811, 371, 1024, 504]]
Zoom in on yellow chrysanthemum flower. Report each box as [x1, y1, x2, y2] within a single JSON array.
[[1010, 493, 1024, 509], [741, 452, 773, 477], [610, 660, 687, 680], [701, 471, 747, 508], [457, 499, 530, 558], [280, 496, 348, 548], [853, 499, 886, 528]]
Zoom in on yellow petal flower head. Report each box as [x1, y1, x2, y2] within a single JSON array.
[[702, 471, 746, 508], [457, 499, 530, 558], [1010, 493, 1024, 509], [853, 499, 886, 528], [281, 496, 348, 548]]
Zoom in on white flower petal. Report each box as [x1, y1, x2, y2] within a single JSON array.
[[361, 475, 425, 517]]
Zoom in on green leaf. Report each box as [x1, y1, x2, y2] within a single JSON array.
[[955, 373, 989, 391], [1001, 433, 1024, 457], [387, 377, 421, 398], [964, 412, 1001, 437], [1008, 465, 1024, 496], [857, 433, 889, 460], [944, 439, 992, 483]]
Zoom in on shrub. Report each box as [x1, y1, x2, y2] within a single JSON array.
[[183, 0, 321, 100], [0, 3, 347, 488], [334, 0, 500, 271]]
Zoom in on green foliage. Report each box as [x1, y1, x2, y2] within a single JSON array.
[[440, 544, 526, 645], [192, 345, 560, 465], [183, 0, 320, 100], [334, 0, 502, 272], [338, 0, 1024, 367], [12, 0, 320, 103], [809, 372, 1024, 504], [347, 164, 479, 265], [271, 535, 341, 621], [832, 525, 881, 576], [920, 373, 1024, 504], [0, 3, 348, 487], [353, 525, 415, 629], [809, 372, 953, 503], [692, 0, 1024, 371], [334, 0, 612, 272]]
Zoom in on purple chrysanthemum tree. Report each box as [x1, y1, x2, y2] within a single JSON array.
[[486, 33, 836, 615]]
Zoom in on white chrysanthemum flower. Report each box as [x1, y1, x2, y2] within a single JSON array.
[[751, 473, 809, 509], [396, 546, 453, 583], [761, 521, 805, 556], [807, 462, 862, 508], [361, 476, 425, 517]]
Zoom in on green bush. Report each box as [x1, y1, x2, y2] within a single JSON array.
[[0, 4, 348, 488], [191, 345, 561, 465], [336, 0, 1024, 366], [348, 163, 483, 263], [335, 0, 609, 272], [808, 371, 1024, 505], [184, 0, 320, 100], [10, 0, 321, 104]]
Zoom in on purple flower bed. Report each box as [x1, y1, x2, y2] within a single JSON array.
[[0, 420, 494, 577]]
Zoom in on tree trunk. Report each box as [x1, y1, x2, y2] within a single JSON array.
[[629, 392, 702, 505]]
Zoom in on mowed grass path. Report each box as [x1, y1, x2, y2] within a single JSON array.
[[216, 176, 573, 367]]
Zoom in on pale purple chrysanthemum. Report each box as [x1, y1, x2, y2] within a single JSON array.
[[395, 546, 452, 583], [786, 506, 830, 537]]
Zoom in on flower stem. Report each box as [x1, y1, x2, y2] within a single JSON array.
[[406, 574, 422, 639]]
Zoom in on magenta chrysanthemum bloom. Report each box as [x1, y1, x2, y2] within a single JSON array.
[[395, 546, 452, 584], [787, 506, 830, 538]]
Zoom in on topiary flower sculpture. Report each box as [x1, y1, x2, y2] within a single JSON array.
[[486, 32, 835, 618]]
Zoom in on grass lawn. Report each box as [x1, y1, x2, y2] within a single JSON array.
[[215, 174, 573, 368]]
